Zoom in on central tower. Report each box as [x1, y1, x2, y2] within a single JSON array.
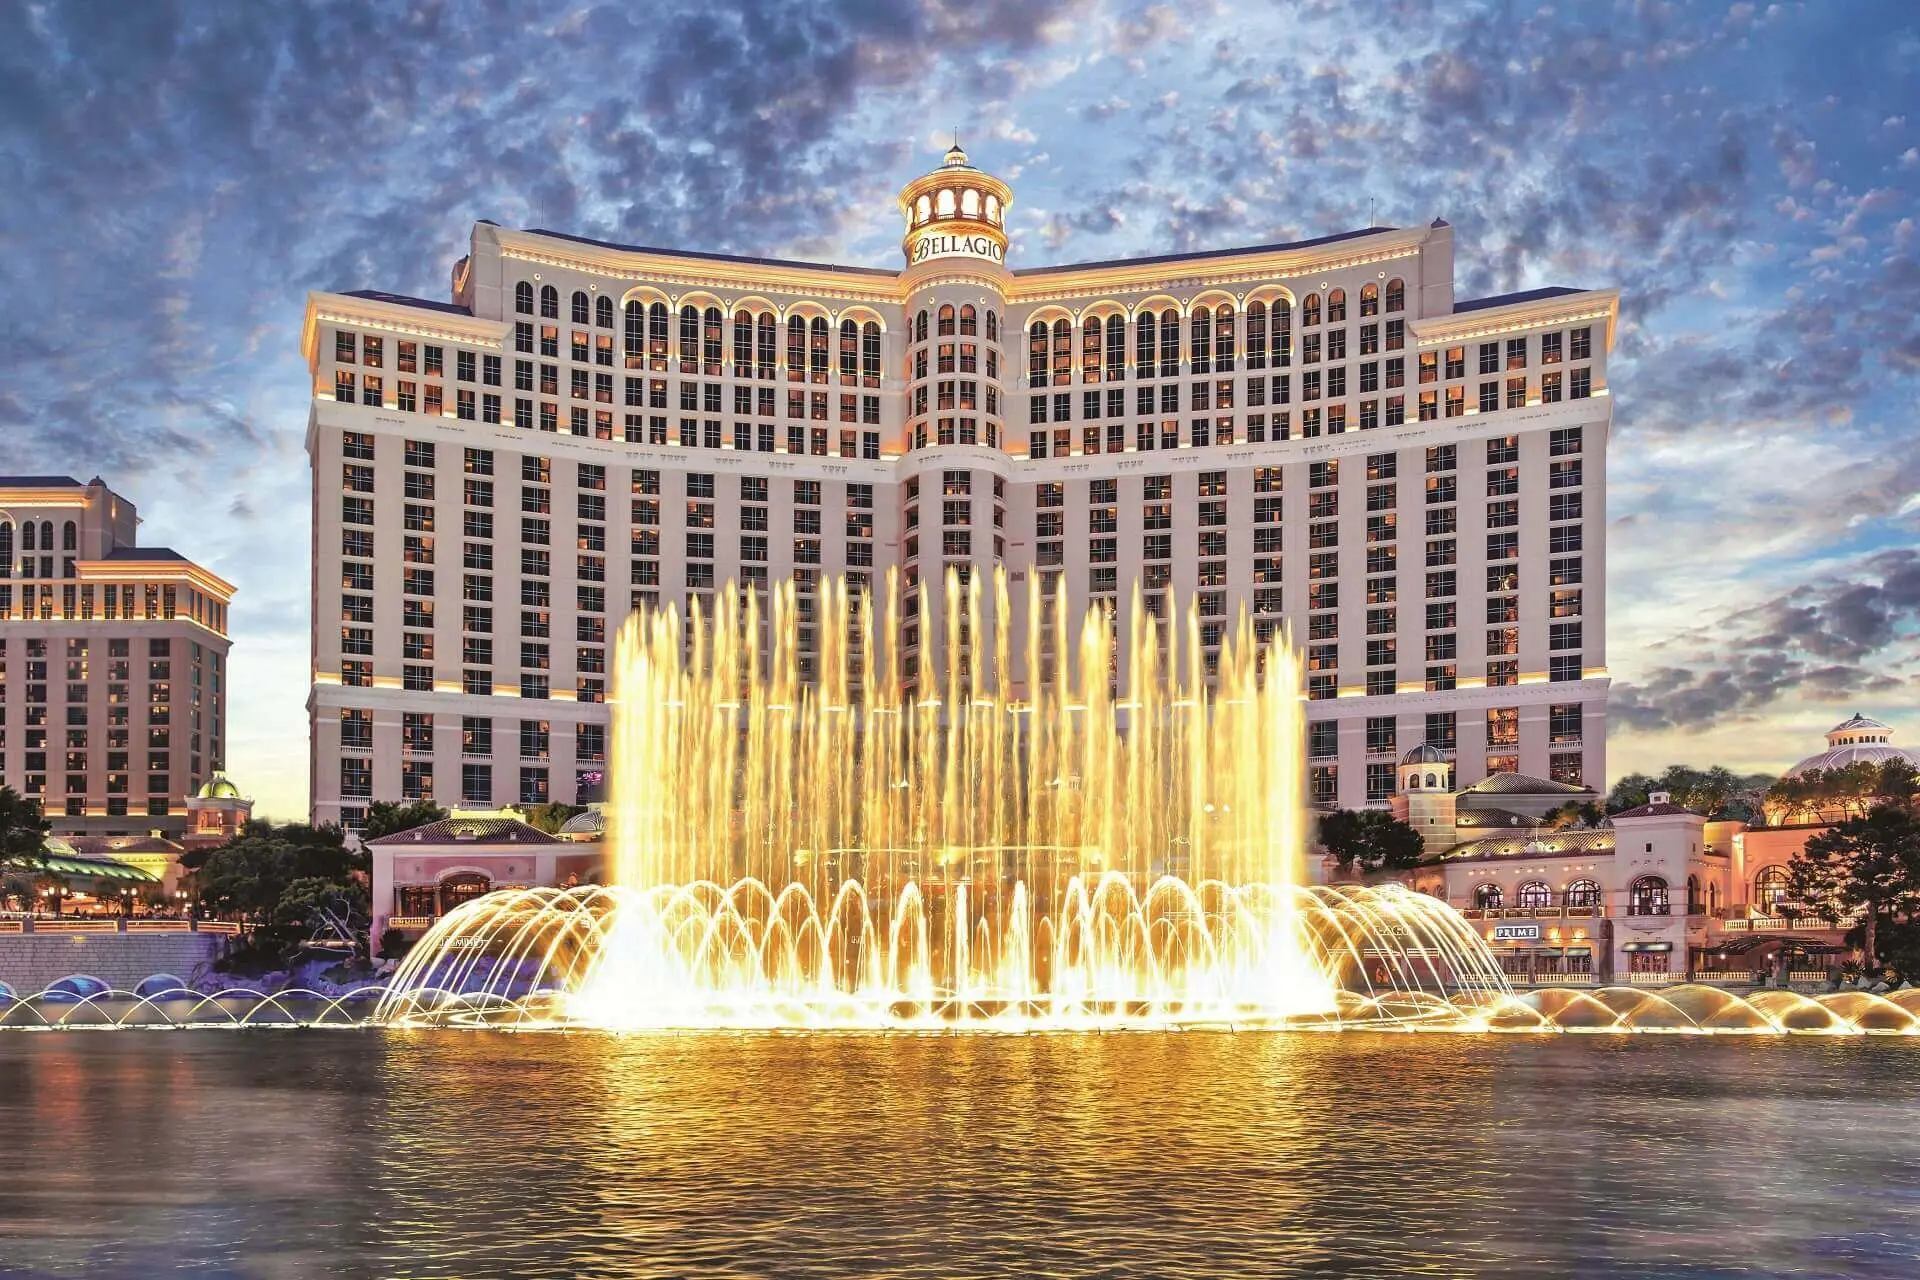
[[894, 145, 1019, 697], [897, 143, 1014, 270]]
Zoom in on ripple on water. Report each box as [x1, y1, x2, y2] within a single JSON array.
[[0, 1032, 1916, 1278]]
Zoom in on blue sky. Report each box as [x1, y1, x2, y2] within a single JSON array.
[[3, 0, 1917, 819]]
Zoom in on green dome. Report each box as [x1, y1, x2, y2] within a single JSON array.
[[196, 774, 242, 800]]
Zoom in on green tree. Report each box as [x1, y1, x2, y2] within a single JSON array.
[[1543, 800, 1605, 830], [361, 800, 447, 842], [1319, 809, 1426, 875], [1606, 765, 1769, 819], [193, 821, 363, 962], [1787, 803, 1920, 973], [0, 785, 51, 887], [521, 802, 584, 835]]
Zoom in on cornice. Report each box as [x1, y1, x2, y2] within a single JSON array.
[[1005, 233, 1428, 306], [304, 292, 501, 363], [76, 558, 237, 599], [1413, 289, 1622, 352]]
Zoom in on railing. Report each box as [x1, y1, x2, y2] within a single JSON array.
[[1627, 971, 1677, 986], [1460, 905, 1606, 920], [1691, 971, 1754, 985], [30, 919, 122, 934], [1788, 970, 1832, 985], [387, 916, 437, 931], [0, 917, 240, 936]]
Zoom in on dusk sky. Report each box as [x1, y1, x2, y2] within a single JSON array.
[[3, 0, 1918, 820]]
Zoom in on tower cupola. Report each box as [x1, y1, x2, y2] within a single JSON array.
[[897, 143, 1013, 271]]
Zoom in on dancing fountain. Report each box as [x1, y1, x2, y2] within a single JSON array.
[[377, 570, 1511, 1031], [6, 571, 1918, 1033]]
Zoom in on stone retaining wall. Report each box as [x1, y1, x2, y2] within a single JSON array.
[[0, 934, 226, 993]]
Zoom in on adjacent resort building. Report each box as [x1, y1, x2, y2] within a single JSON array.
[[1334, 715, 1914, 986], [302, 147, 1616, 832], [0, 475, 236, 840]]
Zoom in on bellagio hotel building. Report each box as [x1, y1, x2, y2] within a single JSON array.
[[302, 146, 1616, 831]]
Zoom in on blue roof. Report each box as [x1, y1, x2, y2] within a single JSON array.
[[100, 547, 189, 562], [1452, 286, 1588, 313], [1015, 226, 1400, 276], [0, 475, 82, 487], [521, 229, 900, 279], [341, 290, 473, 317]]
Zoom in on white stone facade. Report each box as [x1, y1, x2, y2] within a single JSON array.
[[302, 150, 1616, 830]]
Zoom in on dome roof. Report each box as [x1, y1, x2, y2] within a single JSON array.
[[1785, 713, 1920, 778], [195, 774, 242, 800], [1401, 742, 1449, 766], [941, 142, 974, 170]]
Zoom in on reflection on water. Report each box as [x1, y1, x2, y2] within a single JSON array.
[[0, 1033, 1916, 1278]]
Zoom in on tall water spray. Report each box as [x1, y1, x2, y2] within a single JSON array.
[[381, 570, 1513, 1030]]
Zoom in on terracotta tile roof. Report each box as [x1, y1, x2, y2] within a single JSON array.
[[1460, 771, 1593, 796], [1441, 828, 1616, 861], [1609, 801, 1699, 820]]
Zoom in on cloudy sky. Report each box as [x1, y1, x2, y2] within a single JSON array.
[[3, 0, 1917, 819]]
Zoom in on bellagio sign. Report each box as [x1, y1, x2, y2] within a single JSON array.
[[910, 232, 1005, 266]]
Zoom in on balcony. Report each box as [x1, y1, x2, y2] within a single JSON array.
[[1626, 971, 1677, 986]]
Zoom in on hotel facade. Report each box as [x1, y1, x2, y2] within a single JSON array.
[[302, 148, 1616, 830], [0, 476, 234, 838]]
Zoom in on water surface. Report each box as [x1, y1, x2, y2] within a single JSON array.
[[0, 1032, 1915, 1278]]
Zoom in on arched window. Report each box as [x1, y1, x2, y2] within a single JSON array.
[[733, 310, 754, 377], [439, 872, 492, 913], [959, 304, 977, 336], [985, 310, 998, 342], [1629, 876, 1670, 917], [1709, 881, 1721, 914], [679, 305, 700, 373], [571, 290, 591, 325], [756, 313, 776, 379], [1517, 881, 1552, 908], [862, 322, 882, 387], [1273, 298, 1292, 367], [1082, 315, 1103, 383], [961, 188, 980, 216], [1051, 318, 1072, 385], [1104, 314, 1125, 380], [0, 522, 12, 568], [539, 285, 559, 320], [1215, 305, 1236, 371], [514, 281, 534, 315], [21, 521, 35, 551], [1424, 772, 1437, 789], [787, 316, 807, 381], [647, 302, 669, 370], [915, 310, 928, 343], [1190, 306, 1213, 375], [703, 306, 723, 375], [915, 195, 931, 224], [839, 318, 859, 384], [986, 194, 1000, 223], [1246, 301, 1268, 370], [62, 521, 76, 551], [1327, 288, 1347, 322], [936, 188, 956, 217], [1360, 283, 1380, 317], [937, 305, 955, 337], [1385, 278, 1405, 313], [1158, 309, 1180, 377], [1564, 880, 1601, 908], [1301, 293, 1321, 327], [809, 316, 830, 383], [625, 301, 645, 368], [1753, 865, 1791, 912], [1135, 309, 1156, 374], [596, 295, 614, 329], [1028, 321, 1048, 389], [1686, 875, 1703, 915], [1474, 883, 1504, 910]]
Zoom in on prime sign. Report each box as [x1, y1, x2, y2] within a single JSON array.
[[910, 232, 1005, 266]]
